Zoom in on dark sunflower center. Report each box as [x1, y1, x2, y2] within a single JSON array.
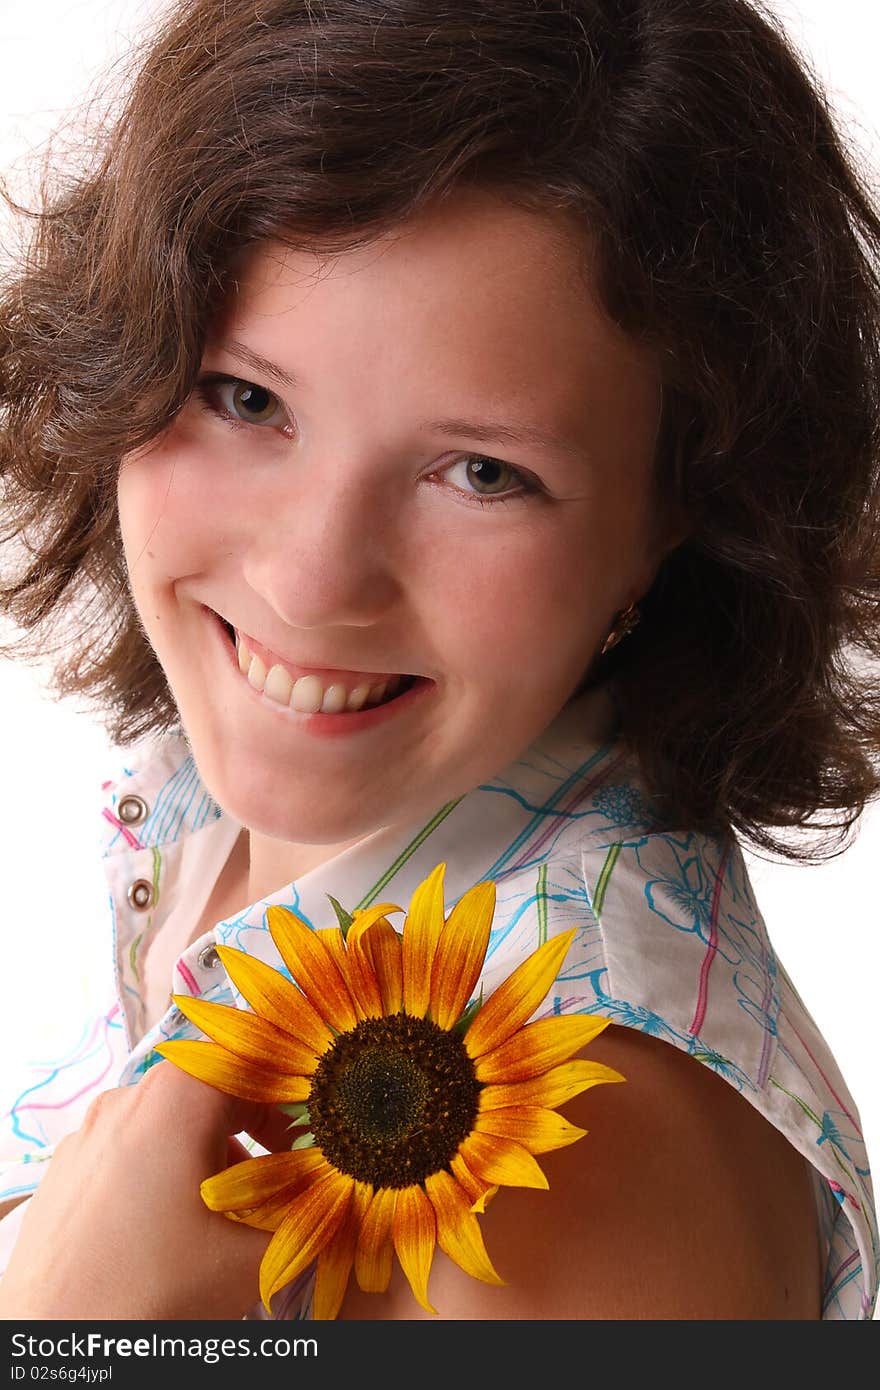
[[308, 1013, 481, 1188]]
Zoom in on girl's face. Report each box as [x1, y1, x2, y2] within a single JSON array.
[[117, 186, 678, 868]]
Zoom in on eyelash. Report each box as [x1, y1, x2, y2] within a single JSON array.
[[191, 373, 540, 509]]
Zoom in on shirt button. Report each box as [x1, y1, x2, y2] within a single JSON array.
[[198, 944, 221, 970], [127, 878, 154, 910], [118, 794, 149, 825]]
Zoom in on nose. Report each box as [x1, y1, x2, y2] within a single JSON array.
[[242, 456, 402, 629]]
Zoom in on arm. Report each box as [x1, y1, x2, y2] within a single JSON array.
[[340, 1024, 823, 1319], [0, 1065, 292, 1321]]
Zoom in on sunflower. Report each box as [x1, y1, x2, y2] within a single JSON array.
[[154, 861, 623, 1319]]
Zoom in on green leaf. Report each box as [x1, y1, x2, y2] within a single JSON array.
[[290, 1131, 316, 1151], [326, 893, 356, 942], [277, 1102, 310, 1125], [452, 991, 484, 1036]]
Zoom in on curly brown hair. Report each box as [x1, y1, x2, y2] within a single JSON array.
[[3, 0, 880, 864]]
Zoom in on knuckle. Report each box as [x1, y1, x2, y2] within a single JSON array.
[[79, 1087, 117, 1133]]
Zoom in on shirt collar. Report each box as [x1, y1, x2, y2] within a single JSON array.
[[104, 679, 634, 1053]]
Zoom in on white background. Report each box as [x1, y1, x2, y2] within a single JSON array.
[[1, 0, 878, 1312]]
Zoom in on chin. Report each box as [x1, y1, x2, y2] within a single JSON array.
[[197, 757, 376, 844]]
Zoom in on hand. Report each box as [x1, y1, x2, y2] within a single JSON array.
[[0, 1061, 294, 1321]]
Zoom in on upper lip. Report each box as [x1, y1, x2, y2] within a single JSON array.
[[212, 608, 422, 680]]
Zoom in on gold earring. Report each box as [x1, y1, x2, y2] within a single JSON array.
[[600, 600, 641, 656]]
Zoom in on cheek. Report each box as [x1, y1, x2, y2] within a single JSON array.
[[117, 432, 231, 577], [417, 510, 614, 671]]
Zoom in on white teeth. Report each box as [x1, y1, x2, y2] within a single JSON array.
[[233, 631, 405, 713], [320, 683, 349, 714], [264, 663, 294, 705], [346, 685, 371, 712], [290, 674, 326, 714], [246, 653, 268, 691]]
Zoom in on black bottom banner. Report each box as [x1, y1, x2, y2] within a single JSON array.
[[0, 1316, 828, 1385]]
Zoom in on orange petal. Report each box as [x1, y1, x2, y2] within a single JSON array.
[[429, 879, 495, 1029], [474, 1014, 612, 1082], [360, 919, 403, 1014], [344, 903, 406, 1015], [153, 1041, 310, 1103], [480, 1058, 625, 1110], [354, 1186, 397, 1293], [449, 1152, 498, 1214], [260, 1169, 354, 1313], [201, 1148, 328, 1212], [225, 1190, 306, 1232], [458, 1131, 549, 1190], [266, 906, 358, 1033], [425, 1169, 505, 1286], [214, 945, 333, 1054], [392, 1183, 438, 1314], [321, 923, 383, 1022], [402, 863, 448, 1018], [347, 903, 406, 937], [312, 1180, 372, 1320], [475, 1104, 587, 1154], [464, 930, 578, 1059], [319, 925, 349, 976], [340, 924, 384, 1020], [170, 994, 321, 1074]]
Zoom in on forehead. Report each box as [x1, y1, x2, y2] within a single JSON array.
[[210, 186, 659, 433]]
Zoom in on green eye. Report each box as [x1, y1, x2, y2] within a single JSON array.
[[193, 373, 291, 431], [230, 380, 280, 423]]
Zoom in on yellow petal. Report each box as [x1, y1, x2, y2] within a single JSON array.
[[429, 879, 495, 1029], [474, 1013, 612, 1083], [458, 1131, 549, 1190], [319, 925, 349, 977], [475, 1104, 587, 1154], [260, 1169, 354, 1313], [464, 930, 578, 1059], [480, 1058, 625, 1110], [425, 1169, 505, 1286], [153, 1041, 310, 1103], [215, 945, 333, 1054], [354, 1185, 397, 1293], [392, 1183, 438, 1314], [402, 862, 448, 1018], [266, 906, 358, 1033], [226, 1200, 291, 1234], [312, 1180, 372, 1320], [201, 1148, 328, 1212], [360, 918, 404, 1014], [225, 1191, 304, 1232], [170, 994, 320, 1074], [345, 902, 406, 1012], [339, 925, 384, 1020], [449, 1152, 498, 1214], [347, 903, 406, 936]]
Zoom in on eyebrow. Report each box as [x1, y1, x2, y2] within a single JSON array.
[[219, 338, 300, 391], [216, 337, 586, 460]]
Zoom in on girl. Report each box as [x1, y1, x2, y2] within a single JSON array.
[[0, 0, 877, 1320]]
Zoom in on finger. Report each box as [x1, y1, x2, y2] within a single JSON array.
[[148, 1059, 277, 1139], [243, 1103, 306, 1154], [152, 1059, 306, 1155]]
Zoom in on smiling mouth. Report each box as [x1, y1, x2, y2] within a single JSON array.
[[216, 614, 422, 711]]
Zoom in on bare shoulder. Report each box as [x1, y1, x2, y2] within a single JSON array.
[[340, 1024, 823, 1320]]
